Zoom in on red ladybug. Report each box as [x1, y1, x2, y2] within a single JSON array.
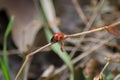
[[51, 32, 64, 42]]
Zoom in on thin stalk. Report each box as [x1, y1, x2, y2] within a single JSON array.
[[15, 21, 120, 80], [15, 43, 53, 80], [67, 21, 120, 37], [100, 61, 110, 75], [67, 26, 107, 37], [3, 37, 11, 80], [0, 58, 10, 80], [3, 37, 8, 68]]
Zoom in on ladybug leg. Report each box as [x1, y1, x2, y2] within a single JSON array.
[[61, 41, 64, 52]]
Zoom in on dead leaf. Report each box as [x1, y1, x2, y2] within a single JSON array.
[[0, 0, 42, 53], [106, 24, 120, 36]]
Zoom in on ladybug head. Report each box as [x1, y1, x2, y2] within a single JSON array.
[[50, 37, 54, 42]]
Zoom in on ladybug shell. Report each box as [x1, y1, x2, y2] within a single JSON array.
[[51, 32, 64, 42]]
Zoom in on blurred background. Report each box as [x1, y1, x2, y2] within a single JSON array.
[[0, 0, 120, 80]]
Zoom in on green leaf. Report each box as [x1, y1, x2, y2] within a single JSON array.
[[5, 16, 15, 38], [37, 0, 74, 79], [44, 27, 74, 79], [0, 58, 10, 80], [3, 16, 15, 65], [3, 16, 15, 80]]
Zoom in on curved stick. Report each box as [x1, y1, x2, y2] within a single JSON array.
[[15, 43, 53, 80]]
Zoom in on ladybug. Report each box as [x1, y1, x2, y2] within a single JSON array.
[[51, 32, 64, 42]]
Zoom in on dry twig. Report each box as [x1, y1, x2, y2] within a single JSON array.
[[15, 21, 120, 80], [94, 57, 110, 80]]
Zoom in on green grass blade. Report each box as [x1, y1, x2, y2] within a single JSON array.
[[3, 16, 15, 65], [36, 0, 74, 79], [3, 16, 15, 80], [5, 16, 15, 38], [70, 74, 74, 80], [0, 58, 10, 80], [44, 27, 74, 79]]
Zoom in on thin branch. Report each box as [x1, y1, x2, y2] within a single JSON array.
[[96, 59, 110, 79], [100, 61, 110, 75], [66, 21, 120, 38], [67, 26, 106, 37], [15, 21, 120, 80], [15, 43, 53, 80], [23, 59, 32, 80], [93, 61, 110, 80]]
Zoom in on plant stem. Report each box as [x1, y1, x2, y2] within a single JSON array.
[[66, 21, 120, 37], [100, 61, 110, 75], [67, 26, 107, 37], [15, 21, 120, 80], [15, 43, 53, 80]]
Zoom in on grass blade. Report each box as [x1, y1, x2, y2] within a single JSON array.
[[36, 0, 74, 79], [40, 0, 59, 32], [44, 27, 74, 79], [3, 16, 15, 80], [5, 16, 15, 38], [0, 58, 10, 80]]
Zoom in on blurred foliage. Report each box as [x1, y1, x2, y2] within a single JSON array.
[[0, 16, 14, 80]]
